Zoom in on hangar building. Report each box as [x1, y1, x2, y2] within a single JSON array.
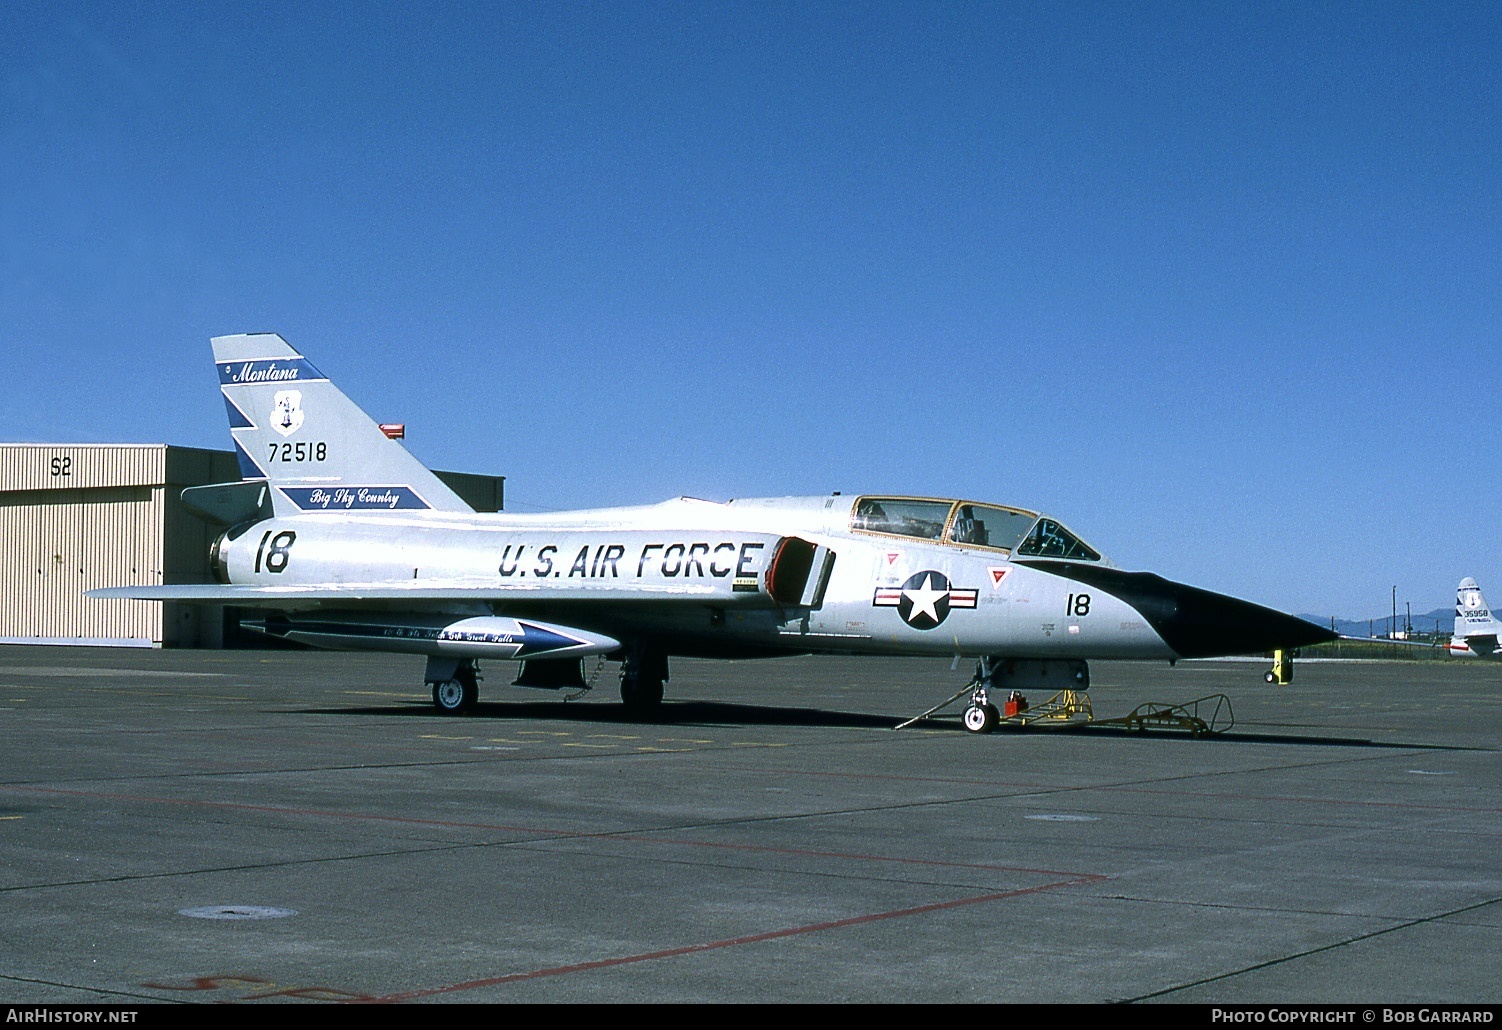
[[0, 443, 503, 648]]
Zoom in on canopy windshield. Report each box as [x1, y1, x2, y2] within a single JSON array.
[[1015, 517, 1101, 561]]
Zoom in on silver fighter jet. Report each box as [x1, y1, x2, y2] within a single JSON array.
[[91, 333, 1336, 730]]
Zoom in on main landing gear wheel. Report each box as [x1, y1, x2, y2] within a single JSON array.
[[432, 678, 477, 714], [963, 703, 999, 734], [620, 671, 664, 712], [424, 657, 480, 715], [619, 647, 667, 715]]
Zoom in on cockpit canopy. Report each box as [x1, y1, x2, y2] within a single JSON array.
[[850, 496, 1101, 561]]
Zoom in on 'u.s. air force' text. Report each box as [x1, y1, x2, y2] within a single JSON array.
[[497, 542, 764, 579]]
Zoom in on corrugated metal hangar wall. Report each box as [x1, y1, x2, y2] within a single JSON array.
[[0, 443, 503, 648]]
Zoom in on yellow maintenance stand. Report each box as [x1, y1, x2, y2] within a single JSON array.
[[1265, 648, 1293, 684]]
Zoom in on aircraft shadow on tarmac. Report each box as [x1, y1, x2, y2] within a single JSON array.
[[290, 699, 1482, 749], [298, 698, 905, 731]]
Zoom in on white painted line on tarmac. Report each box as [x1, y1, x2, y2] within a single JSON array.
[[1026, 814, 1098, 822]]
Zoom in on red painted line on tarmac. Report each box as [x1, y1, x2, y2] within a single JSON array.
[[0, 783, 1092, 878], [5, 783, 1110, 1002], [366, 875, 1105, 1003]]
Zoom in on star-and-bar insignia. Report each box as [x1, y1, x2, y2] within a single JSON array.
[[873, 570, 977, 630]]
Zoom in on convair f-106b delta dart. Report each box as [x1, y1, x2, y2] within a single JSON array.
[[91, 333, 1336, 732]]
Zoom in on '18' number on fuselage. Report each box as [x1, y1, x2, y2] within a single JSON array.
[[255, 530, 297, 573]]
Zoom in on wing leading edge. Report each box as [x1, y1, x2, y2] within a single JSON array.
[[87, 582, 770, 606]]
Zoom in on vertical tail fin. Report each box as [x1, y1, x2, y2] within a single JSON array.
[[214, 333, 473, 515], [1451, 577, 1502, 657], [1455, 577, 1498, 636]]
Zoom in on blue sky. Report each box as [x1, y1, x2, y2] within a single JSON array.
[[3, 2, 1498, 619]]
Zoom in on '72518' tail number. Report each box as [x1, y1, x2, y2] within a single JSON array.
[[268, 442, 327, 462]]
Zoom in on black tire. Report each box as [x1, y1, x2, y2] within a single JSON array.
[[433, 678, 476, 714], [620, 673, 664, 713], [963, 704, 996, 734]]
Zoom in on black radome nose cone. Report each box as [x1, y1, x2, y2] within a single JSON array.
[[1016, 562, 1338, 659], [1140, 578, 1337, 658]]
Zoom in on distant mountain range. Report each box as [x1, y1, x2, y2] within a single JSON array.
[[1297, 608, 1451, 639]]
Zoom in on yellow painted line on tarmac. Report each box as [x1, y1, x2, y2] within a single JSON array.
[[655, 737, 713, 745], [0, 816, 23, 821], [419, 734, 474, 741], [516, 730, 571, 737], [635, 747, 692, 753], [486, 738, 528, 744], [587, 734, 642, 740]]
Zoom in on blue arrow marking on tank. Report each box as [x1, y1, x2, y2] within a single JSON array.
[[515, 621, 590, 657]]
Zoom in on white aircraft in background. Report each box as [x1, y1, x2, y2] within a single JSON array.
[[1448, 578, 1502, 659], [90, 333, 1336, 732]]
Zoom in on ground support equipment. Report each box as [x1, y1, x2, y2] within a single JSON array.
[[1092, 694, 1234, 738], [897, 656, 1093, 734]]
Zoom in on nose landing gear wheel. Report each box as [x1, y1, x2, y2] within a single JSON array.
[[963, 703, 999, 734]]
